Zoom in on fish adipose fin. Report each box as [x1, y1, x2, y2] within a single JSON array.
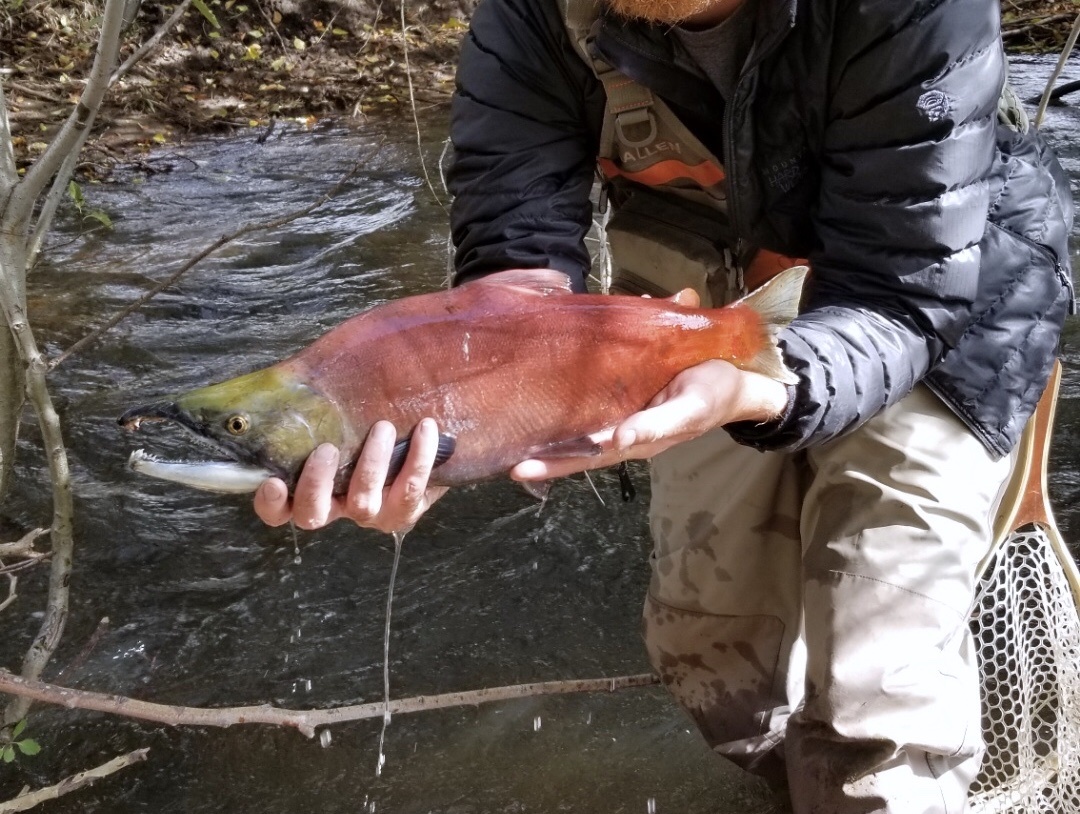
[[386, 433, 457, 483], [738, 264, 808, 386]]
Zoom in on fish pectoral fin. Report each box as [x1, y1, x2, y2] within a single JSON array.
[[469, 268, 575, 296], [665, 288, 700, 308], [386, 433, 457, 483], [530, 436, 604, 458]]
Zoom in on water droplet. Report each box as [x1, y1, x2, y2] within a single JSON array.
[[305, 679, 312, 692], [647, 797, 657, 814], [533, 716, 542, 732], [319, 729, 332, 748]]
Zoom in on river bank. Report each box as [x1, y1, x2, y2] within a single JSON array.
[[2, 0, 1078, 174]]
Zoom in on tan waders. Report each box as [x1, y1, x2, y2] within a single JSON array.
[[644, 385, 1012, 813]]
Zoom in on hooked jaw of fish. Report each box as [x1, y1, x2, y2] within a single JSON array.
[[119, 366, 354, 494]]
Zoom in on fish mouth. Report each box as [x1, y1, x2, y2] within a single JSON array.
[[118, 401, 276, 476]]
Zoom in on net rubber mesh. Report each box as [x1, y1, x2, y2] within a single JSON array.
[[968, 526, 1080, 813]]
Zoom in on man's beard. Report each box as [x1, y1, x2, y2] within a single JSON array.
[[604, 0, 717, 24]]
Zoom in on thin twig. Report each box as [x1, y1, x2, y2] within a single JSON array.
[[0, 574, 16, 613], [0, 748, 149, 814], [1035, 10, 1080, 130], [0, 555, 49, 576], [0, 669, 660, 740], [6, 82, 68, 105], [254, 0, 289, 55], [111, 0, 195, 85], [400, 5, 445, 210], [55, 617, 110, 682], [47, 152, 377, 371]]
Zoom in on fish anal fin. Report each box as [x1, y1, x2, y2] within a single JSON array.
[[531, 436, 604, 458], [520, 480, 552, 502], [469, 269, 575, 296]]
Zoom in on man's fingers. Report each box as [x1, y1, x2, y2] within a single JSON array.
[[291, 443, 340, 529], [253, 478, 293, 527], [345, 420, 397, 522], [386, 417, 440, 527], [614, 392, 710, 449]]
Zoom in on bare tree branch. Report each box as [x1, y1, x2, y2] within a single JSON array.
[[0, 76, 17, 193], [8, 0, 127, 228], [0, 574, 17, 614], [0, 748, 149, 814], [0, 529, 47, 559], [0, 258, 75, 726], [0, 669, 660, 739]]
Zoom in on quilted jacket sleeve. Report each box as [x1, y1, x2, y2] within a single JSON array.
[[447, 0, 603, 291], [730, 0, 1006, 450]]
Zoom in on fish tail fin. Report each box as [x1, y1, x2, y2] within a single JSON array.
[[737, 264, 809, 385]]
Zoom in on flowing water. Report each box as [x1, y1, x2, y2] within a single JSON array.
[[1, 56, 1079, 813]]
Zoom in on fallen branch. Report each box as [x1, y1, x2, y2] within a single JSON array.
[[1002, 13, 1076, 39], [0, 528, 47, 559], [48, 153, 374, 370], [0, 748, 149, 814], [0, 669, 659, 739]]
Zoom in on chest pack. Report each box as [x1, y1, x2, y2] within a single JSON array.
[[561, 0, 803, 305]]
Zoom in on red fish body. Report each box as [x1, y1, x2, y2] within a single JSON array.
[[120, 267, 804, 493]]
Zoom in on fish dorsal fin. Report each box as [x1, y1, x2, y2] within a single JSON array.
[[471, 269, 575, 296]]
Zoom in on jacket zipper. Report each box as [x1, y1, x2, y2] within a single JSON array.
[[992, 222, 1076, 315]]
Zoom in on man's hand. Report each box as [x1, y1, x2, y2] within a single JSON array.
[[510, 360, 790, 481], [253, 417, 449, 534]]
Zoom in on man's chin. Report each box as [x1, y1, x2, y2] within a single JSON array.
[[604, 0, 716, 24]]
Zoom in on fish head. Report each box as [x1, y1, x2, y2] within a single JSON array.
[[119, 366, 354, 490]]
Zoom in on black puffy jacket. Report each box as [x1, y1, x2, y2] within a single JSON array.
[[448, 0, 1075, 458]]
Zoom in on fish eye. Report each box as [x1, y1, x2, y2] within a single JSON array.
[[225, 414, 249, 436]]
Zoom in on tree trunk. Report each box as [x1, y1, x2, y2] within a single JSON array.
[[0, 238, 26, 504]]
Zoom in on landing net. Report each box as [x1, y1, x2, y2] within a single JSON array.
[[968, 525, 1080, 813]]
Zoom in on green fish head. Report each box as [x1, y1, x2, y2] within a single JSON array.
[[120, 366, 352, 487]]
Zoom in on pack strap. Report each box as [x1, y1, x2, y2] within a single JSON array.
[[560, 0, 658, 154]]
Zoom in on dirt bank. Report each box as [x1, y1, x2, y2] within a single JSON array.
[[2, 0, 1078, 173]]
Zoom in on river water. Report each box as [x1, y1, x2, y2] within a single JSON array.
[[1, 55, 1079, 813]]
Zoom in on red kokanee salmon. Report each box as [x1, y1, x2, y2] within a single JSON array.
[[119, 266, 807, 493]]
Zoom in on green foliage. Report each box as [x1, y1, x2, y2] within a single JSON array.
[[67, 181, 114, 229], [192, 0, 221, 29], [2, 719, 41, 763]]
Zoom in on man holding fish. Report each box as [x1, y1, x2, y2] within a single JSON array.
[[252, 0, 1075, 810]]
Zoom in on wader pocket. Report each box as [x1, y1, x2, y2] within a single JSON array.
[[606, 188, 741, 306], [642, 594, 786, 747]]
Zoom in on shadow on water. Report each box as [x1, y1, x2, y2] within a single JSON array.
[[2, 55, 1080, 813]]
